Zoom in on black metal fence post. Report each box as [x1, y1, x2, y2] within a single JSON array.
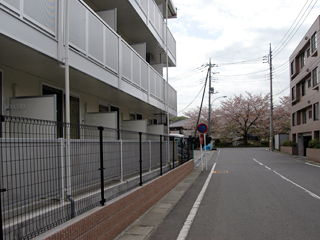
[[181, 137, 184, 164], [160, 135, 163, 175], [0, 115, 5, 240], [0, 185, 6, 240], [98, 126, 106, 205], [172, 138, 175, 169], [139, 132, 143, 186]]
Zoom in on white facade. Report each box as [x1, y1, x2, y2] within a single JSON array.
[[0, 0, 178, 135]]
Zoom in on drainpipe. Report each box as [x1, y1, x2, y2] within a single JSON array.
[[166, 0, 170, 164], [64, 0, 75, 218]]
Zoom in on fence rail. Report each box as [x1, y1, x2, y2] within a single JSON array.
[[0, 115, 192, 239]]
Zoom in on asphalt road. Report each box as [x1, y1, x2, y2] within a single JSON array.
[[149, 148, 320, 240]]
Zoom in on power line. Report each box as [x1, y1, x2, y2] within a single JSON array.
[[274, 0, 318, 57]]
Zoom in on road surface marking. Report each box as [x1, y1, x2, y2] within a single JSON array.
[[177, 162, 217, 240], [253, 158, 263, 165], [213, 170, 229, 174], [272, 170, 320, 200], [305, 162, 320, 168], [253, 158, 320, 201]]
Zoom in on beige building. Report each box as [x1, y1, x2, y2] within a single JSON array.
[[290, 16, 320, 156]]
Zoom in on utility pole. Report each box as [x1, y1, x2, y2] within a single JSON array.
[[269, 43, 274, 151], [208, 58, 212, 138], [207, 59, 217, 138], [194, 69, 209, 137]]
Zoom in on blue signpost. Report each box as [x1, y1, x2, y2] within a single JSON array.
[[197, 123, 208, 134]]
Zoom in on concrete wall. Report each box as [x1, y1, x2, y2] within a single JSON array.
[[306, 148, 320, 163], [280, 146, 298, 155], [36, 160, 194, 240]]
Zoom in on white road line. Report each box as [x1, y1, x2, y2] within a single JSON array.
[[305, 162, 320, 168], [272, 170, 320, 200], [264, 166, 271, 170], [252, 158, 320, 201], [176, 162, 217, 240], [253, 158, 263, 165]]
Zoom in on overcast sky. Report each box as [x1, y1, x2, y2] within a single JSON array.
[[167, 0, 320, 116]]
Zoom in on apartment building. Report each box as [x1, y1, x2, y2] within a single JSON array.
[[0, 0, 178, 135], [0, 1, 180, 238], [290, 15, 320, 156]]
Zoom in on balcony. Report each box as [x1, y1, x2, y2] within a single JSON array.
[[0, 0, 177, 115]]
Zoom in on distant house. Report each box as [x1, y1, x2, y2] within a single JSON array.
[[169, 119, 192, 136], [289, 15, 320, 156]]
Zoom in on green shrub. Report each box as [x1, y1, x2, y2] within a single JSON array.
[[215, 139, 220, 144], [282, 140, 297, 147], [308, 139, 320, 149]]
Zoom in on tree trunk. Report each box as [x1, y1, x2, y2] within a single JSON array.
[[244, 132, 248, 145]]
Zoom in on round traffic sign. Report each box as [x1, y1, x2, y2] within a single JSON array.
[[197, 123, 208, 133]]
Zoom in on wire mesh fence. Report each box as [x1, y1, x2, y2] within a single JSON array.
[[0, 115, 192, 240]]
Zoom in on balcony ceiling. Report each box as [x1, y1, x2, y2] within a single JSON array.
[[84, 0, 175, 66], [0, 34, 165, 115]]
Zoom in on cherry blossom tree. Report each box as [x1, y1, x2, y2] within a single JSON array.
[[273, 95, 291, 134], [219, 92, 270, 144], [183, 106, 221, 137]]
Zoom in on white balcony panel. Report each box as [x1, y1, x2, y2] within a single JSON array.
[[69, 0, 87, 52], [122, 42, 132, 81], [69, 50, 119, 89], [149, 2, 155, 27], [149, 96, 165, 110], [156, 74, 161, 100], [0, 8, 58, 59], [0, 0, 177, 115], [121, 80, 148, 102], [132, 53, 140, 86], [150, 70, 156, 96], [23, 0, 57, 35], [141, 61, 148, 91], [3, 0, 20, 10], [105, 29, 119, 73], [88, 13, 104, 63], [137, 0, 148, 16], [162, 78, 166, 102]]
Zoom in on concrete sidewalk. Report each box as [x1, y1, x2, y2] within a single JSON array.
[[115, 150, 215, 240]]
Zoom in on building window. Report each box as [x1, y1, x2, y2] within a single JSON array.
[[309, 110, 312, 119], [130, 113, 136, 120], [301, 81, 306, 96], [292, 113, 296, 126], [314, 103, 319, 121], [292, 86, 296, 101], [308, 79, 312, 88], [291, 60, 295, 75], [129, 112, 142, 120], [307, 48, 311, 57], [99, 105, 109, 112], [312, 67, 318, 86], [301, 52, 305, 68], [302, 110, 307, 124], [311, 32, 317, 53]]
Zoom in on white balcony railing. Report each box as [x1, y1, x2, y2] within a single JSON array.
[[135, 0, 177, 62], [1, 0, 177, 112]]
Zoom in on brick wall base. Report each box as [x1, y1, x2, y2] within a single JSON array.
[[38, 160, 194, 240]]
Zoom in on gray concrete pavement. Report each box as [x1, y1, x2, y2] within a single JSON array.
[[115, 150, 214, 240]]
